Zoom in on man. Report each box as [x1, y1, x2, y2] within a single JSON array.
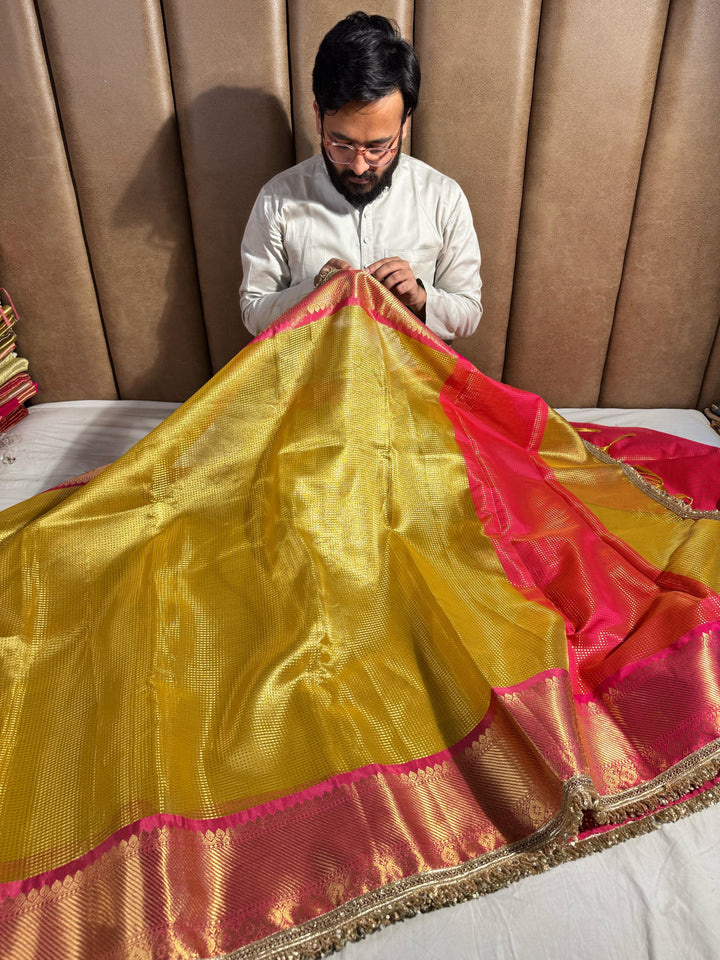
[[240, 12, 482, 341]]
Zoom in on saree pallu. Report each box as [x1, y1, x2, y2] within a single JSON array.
[[0, 271, 719, 959]]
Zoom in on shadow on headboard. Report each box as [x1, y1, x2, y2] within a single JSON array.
[[0, 0, 718, 408]]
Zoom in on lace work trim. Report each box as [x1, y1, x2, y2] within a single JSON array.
[[214, 741, 720, 960], [583, 440, 720, 520]]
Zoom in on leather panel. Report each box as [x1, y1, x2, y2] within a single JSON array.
[[163, 0, 294, 370], [503, 0, 669, 407], [0, 0, 117, 401], [600, 0, 720, 408], [288, 1, 414, 164], [1, 0, 718, 408], [35, 0, 211, 401], [413, 0, 541, 378]]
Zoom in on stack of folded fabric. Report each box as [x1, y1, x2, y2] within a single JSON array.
[[0, 289, 38, 432], [705, 403, 720, 436]]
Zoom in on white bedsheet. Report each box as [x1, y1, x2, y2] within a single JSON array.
[[1, 400, 719, 958], [0, 400, 181, 510]]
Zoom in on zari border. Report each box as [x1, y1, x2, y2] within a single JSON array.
[[591, 738, 720, 823], [583, 440, 720, 520], [214, 740, 720, 960]]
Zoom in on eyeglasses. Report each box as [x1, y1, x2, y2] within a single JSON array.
[[322, 126, 402, 168]]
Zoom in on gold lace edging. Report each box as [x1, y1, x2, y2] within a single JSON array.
[[583, 440, 720, 520], [215, 742, 720, 960]]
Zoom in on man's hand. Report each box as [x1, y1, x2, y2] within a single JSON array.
[[365, 258, 426, 318], [314, 258, 352, 287]]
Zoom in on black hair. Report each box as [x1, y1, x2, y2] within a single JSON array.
[[312, 12, 420, 118]]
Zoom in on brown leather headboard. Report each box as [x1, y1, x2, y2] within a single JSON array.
[[1, 0, 718, 408]]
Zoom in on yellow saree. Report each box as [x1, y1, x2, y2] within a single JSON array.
[[0, 271, 719, 958]]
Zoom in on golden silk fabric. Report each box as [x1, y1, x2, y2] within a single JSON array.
[[0, 271, 719, 959]]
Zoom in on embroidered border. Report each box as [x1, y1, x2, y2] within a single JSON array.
[[584, 440, 720, 520], [215, 740, 720, 960]]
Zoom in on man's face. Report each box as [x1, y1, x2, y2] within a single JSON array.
[[314, 90, 408, 208]]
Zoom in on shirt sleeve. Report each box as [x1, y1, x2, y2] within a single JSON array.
[[239, 190, 315, 336], [419, 188, 483, 341]]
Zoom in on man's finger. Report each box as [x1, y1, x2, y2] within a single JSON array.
[[379, 268, 412, 291], [368, 260, 407, 283], [365, 257, 401, 275], [393, 279, 416, 297], [371, 265, 394, 283], [364, 258, 387, 274]]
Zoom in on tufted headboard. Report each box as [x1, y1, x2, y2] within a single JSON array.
[[1, 0, 719, 408]]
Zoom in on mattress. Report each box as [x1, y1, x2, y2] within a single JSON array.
[[1, 400, 719, 958]]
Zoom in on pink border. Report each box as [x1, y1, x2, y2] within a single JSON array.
[[0, 696, 501, 899], [251, 270, 465, 361], [493, 667, 568, 694], [367, 306, 457, 356], [574, 621, 720, 703], [254, 294, 364, 341]]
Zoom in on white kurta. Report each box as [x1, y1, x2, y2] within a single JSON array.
[[240, 154, 482, 340]]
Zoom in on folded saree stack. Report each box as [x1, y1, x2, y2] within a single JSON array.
[[0, 271, 719, 960], [0, 289, 38, 432]]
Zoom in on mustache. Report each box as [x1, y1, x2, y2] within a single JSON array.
[[342, 170, 375, 181]]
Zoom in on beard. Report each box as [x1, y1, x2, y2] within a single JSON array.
[[321, 140, 402, 208]]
